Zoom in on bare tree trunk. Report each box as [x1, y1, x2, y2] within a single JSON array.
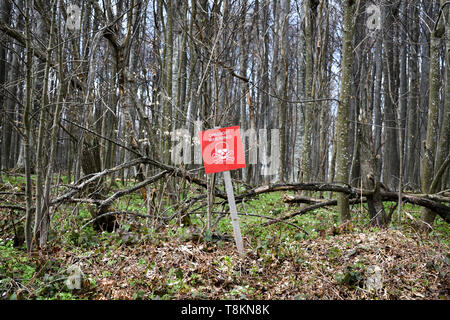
[[162, 0, 173, 164], [382, 1, 400, 191], [239, 0, 249, 181], [421, 0, 448, 227], [418, 0, 435, 179], [300, 0, 316, 188], [295, 0, 305, 183], [336, 0, 356, 223], [39, 7, 66, 247], [433, 1, 450, 192], [24, 0, 33, 252], [359, 37, 387, 227], [373, 32, 383, 177], [278, 0, 290, 182], [254, 0, 271, 185], [318, 2, 330, 186], [0, 0, 11, 177], [406, 0, 420, 189], [34, 1, 57, 245]]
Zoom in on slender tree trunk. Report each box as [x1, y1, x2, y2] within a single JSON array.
[[24, 0, 33, 252], [239, 0, 249, 181], [39, 8, 66, 247], [278, 0, 290, 182], [260, 0, 271, 184], [163, 0, 173, 164], [318, 2, 330, 185], [398, 0, 408, 180], [295, 0, 305, 182], [0, 0, 11, 176]]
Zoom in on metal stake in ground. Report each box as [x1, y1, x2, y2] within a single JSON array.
[[199, 126, 246, 255], [223, 170, 244, 255]]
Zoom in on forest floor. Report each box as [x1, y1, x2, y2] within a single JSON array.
[[0, 174, 449, 300]]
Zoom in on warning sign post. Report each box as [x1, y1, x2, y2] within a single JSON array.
[[199, 126, 246, 255]]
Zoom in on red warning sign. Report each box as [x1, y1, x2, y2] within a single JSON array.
[[199, 126, 246, 174]]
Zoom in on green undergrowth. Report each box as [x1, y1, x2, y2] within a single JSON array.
[[0, 239, 86, 300], [0, 173, 449, 299]]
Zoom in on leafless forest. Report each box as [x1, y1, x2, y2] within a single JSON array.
[[0, 0, 449, 300]]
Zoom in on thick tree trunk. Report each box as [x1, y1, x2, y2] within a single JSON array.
[[359, 29, 387, 227], [421, 0, 449, 227], [335, 0, 356, 223], [373, 33, 383, 177], [34, 2, 57, 246], [433, 1, 450, 192], [406, 1, 420, 189], [300, 0, 315, 187]]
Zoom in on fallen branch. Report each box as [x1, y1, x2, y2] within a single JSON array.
[[2, 156, 449, 229], [263, 197, 365, 227], [236, 182, 354, 201], [283, 194, 331, 204], [97, 170, 168, 211], [140, 158, 227, 199], [382, 191, 449, 222], [51, 157, 148, 205], [235, 182, 449, 224]]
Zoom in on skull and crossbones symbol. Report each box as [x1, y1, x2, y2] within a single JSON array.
[[211, 142, 235, 163]]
